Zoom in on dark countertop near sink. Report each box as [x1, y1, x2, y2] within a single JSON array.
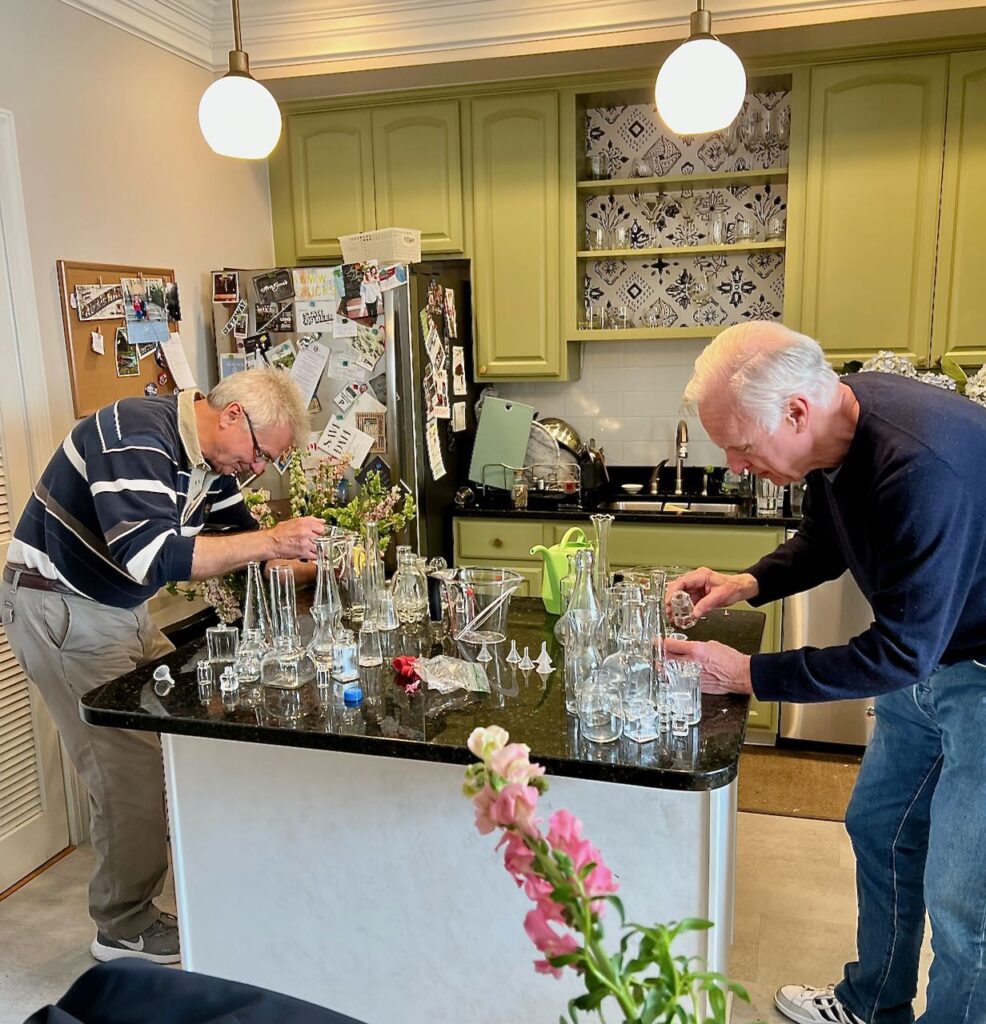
[[81, 597, 764, 793], [454, 505, 797, 528]]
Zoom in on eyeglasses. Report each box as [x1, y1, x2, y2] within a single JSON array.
[[241, 407, 276, 465]]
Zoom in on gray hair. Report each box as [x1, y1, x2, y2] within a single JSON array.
[[207, 368, 310, 450], [683, 323, 839, 432]]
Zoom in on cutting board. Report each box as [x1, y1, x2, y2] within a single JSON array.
[[468, 397, 535, 489]]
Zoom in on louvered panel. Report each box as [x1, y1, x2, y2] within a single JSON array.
[[0, 620, 42, 842], [0, 443, 10, 539]]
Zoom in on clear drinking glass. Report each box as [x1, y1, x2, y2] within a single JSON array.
[[734, 215, 755, 243], [709, 210, 726, 245], [589, 152, 607, 180], [634, 156, 651, 178], [577, 666, 623, 743], [358, 619, 383, 666], [765, 214, 786, 241], [666, 659, 702, 730]]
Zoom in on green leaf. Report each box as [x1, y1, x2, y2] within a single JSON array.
[[606, 894, 626, 925], [941, 354, 968, 386]]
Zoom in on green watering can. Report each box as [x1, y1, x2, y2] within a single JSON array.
[[530, 527, 590, 614]]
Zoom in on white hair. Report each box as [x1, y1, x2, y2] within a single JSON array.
[[683, 323, 839, 432], [207, 368, 310, 450]]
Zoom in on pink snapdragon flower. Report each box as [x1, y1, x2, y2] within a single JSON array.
[[489, 783, 540, 837], [467, 725, 509, 762], [489, 742, 545, 787], [524, 908, 580, 979], [548, 810, 619, 903]]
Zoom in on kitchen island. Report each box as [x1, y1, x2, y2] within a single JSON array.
[[81, 598, 763, 1024]]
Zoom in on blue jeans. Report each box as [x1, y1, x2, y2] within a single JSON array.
[[835, 660, 986, 1023]]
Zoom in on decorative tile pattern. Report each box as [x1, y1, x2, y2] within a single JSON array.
[[582, 92, 791, 330]]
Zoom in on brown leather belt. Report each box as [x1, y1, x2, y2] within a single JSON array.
[[3, 564, 78, 596]]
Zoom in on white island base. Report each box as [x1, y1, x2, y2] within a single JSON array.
[[163, 733, 737, 1024]]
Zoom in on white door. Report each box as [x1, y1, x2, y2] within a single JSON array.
[[0, 108, 70, 892]]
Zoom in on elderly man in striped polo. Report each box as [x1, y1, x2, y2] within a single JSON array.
[[0, 369, 324, 965]]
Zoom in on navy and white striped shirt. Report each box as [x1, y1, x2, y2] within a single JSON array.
[[10, 392, 256, 608]]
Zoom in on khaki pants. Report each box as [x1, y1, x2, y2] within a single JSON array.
[[0, 580, 174, 939]]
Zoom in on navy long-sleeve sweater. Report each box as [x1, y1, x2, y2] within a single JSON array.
[[747, 372, 986, 702]]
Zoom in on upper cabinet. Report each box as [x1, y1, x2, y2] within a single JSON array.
[[271, 100, 465, 263], [470, 91, 572, 378], [794, 55, 948, 364], [932, 51, 986, 366]]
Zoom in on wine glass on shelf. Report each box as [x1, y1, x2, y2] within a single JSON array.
[[639, 193, 667, 249], [775, 108, 791, 149], [721, 118, 741, 156], [739, 107, 760, 147]]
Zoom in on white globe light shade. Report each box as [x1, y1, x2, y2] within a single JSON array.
[[198, 74, 282, 160], [655, 37, 746, 136]]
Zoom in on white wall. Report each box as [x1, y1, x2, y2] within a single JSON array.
[[497, 340, 724, 469], [0, 0, 275, 444]]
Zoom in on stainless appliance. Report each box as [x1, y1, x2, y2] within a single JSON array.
[[780, 530, 876, 746], [212, 260, 477, 564]]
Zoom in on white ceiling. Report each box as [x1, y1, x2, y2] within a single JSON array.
[[57, 0, 986, 83]]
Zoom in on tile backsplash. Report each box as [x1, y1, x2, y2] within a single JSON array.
[[494, 340, 724, 469]]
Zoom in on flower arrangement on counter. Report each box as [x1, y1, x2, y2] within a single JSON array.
[[844, 350, 986, 406], [167, 451, 415, 623], [462, 725, 751, 1024]]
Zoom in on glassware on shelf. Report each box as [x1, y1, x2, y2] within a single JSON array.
[[775, 107, 791, 148], [633, 155, 652, 178], [765, 214, 786, 241], [612, 225, 629, 250], [639, 194, 668, 244], [709, 210, 727, 245], [739, 107, 760, 146], [588, 152, 608, 180], [721, 117, 742, 155], [689, 270, 715, 307], [563, 548, 605, 715], [587, 225, 606, 251], [511, 468, 529, 509], [577, 666, 623, 744], [392, 546, 429, 625], [734, 215, 755, 243]]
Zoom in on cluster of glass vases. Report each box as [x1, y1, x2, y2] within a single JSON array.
[[557, 513, 703, 744]]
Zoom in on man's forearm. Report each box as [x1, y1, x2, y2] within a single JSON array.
[[189, 531, 276, 579]]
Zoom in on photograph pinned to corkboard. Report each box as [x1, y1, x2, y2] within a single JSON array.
[[57, 260, 180, 417]]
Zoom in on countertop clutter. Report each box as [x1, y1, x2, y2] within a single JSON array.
[[81, 598, 765, 792]]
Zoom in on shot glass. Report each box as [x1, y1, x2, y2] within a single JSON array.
[[206, 624, 239, 664], [666, 659, 702, 729]]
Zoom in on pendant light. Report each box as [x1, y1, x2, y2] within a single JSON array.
[[655, 0, 746, 136], [198, 0, 282, 159]]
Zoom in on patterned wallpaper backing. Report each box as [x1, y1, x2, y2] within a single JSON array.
[[583, 92, 791, 330]]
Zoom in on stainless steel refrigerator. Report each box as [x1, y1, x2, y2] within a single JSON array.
[[211, 260, 477, 563]]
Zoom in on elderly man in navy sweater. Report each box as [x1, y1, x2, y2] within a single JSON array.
[[0, 369, 325, 966], [666, 323, 986, 1024]]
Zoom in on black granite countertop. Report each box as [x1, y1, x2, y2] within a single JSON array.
[[81, 597, 764, 793], [454, 505, 796, 528]]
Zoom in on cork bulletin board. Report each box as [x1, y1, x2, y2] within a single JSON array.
[[56, 259, 178, 417]]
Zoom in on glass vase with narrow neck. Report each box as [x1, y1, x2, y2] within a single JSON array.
[[334, 530, 363, 625], [563, 547, 604, 715], [392, 546, 429, 625], [361, 520, 385, 626], [261, 565, 313, 696], [234, 561, 272, 704], [308, 534, 344, 667], [589, 513, 614, 603]]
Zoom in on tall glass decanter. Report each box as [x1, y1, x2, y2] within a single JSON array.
[[261, 565, 313, 692], [308, 534, 344, 667], [234, 561, 272, 685], [563, 547, 604, 714], [590, 513, 614, 607]]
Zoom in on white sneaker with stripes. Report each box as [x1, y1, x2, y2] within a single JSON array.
[[774, 984, 866, 1024]]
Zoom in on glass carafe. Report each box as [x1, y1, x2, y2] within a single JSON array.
[[308, 535, 344, 667], [261, 565, 313, 695], [392, 546, 429, 625], [602, 588, 654, 742], [235, 561, 272, 688], [589, 513, 614, 611], [563, 548, 604, 714]]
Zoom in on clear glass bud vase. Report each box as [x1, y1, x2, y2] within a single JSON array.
[[590, 513, 614, 609], [308, 535, 344, 667], [563, 548, 604, 715]]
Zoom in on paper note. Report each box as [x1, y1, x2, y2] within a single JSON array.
[[451, 402, 466, 432], [444, 287, 458, 339], [425, 325, 445, 368], [77, 284, 124, 321], [289, 339, 330, 406], [292, 267, 337, 302], [90, 330, 104, 355], [351, 323, 385, 370], [334, 380, 367, 412], [318, 417, 373, 468], [267, 340, 296, 372], [452, 346, 467, 395], [426, 417, 446, 481], [296, 300, 335, 332], [158, 332, 196, 390], [220, 299, 248, 336], [327, 346, 367, 384], [332, 316, 358, 339]]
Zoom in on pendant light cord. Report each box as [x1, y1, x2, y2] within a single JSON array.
[[231, 0, 242, 52]]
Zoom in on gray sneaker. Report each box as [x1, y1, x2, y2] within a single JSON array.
[[90, 912, 181, 965]]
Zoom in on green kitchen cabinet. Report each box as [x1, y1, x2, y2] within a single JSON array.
[[272, 100, 464, 263], [796, 55, 948, 365], [469, 91, 574, 380], [932, 51, 986, 367], [283, 109, 376, 261]]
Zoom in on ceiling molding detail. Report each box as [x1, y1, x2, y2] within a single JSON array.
[[56, 0, 986, 77]]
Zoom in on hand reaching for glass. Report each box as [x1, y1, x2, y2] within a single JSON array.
[[665, 567, 759, 619]]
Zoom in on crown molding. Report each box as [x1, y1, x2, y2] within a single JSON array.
[[55, 0, 986, 77]]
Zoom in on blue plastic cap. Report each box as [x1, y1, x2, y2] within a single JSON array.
[[343, 687, 363, 706]]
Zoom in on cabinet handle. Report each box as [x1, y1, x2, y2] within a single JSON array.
[[479, 365, 487, 375], [492, 537, 503, 548]]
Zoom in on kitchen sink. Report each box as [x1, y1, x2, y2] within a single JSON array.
[[602, 499, 741, 516]]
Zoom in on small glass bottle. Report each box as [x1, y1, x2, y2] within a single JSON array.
[[511, 469, 529, 510], [392, 547, 429, 625]]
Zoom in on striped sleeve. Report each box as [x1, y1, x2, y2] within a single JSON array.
[[203, 475, 260, 533], [85, 419, 195, 587]]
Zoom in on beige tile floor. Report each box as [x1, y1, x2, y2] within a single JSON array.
[[0, 813, 932, 1024]]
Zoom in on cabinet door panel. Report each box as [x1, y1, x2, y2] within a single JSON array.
[[471, 93, 561, 378], [288, 110, 375, 260], [372, 101, 464, 254], [800, 56, 947, 364], [932, 51, 986, 366]]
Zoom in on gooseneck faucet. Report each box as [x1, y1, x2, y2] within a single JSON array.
[[674, 419, 689, 495]]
